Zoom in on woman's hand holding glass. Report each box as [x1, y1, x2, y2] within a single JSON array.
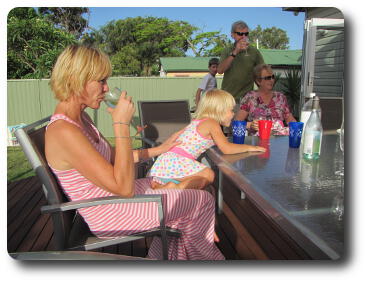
[[250, 119, 259, 131], [107, 89, 135, 125]]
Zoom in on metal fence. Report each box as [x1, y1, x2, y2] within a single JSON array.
[[7, 77, 223, 137]]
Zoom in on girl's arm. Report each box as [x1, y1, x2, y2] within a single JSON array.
[[206, 119, 266, 155]]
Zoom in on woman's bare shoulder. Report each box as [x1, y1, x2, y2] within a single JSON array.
[[46, 119, 81, 140]]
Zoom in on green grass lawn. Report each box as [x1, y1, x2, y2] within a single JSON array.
[[7, 138, 143, 183], [7, 146, 35, 182]]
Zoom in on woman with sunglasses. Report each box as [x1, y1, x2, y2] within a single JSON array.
[[218, 21, 264, 101], [235, 64, 297, 136]]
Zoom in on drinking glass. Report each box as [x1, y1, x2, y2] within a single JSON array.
[[232, 120, 247, 144], [104, 87, 122, 108], [332, 192, 344, 221], [104, 87, 146, 136], [244, 37, 250, 56]]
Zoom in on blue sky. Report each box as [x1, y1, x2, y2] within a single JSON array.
[[87, 7, 305, 52]]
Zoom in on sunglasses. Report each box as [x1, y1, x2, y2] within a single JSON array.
[[234, 31, 249, 36], [258, 74, 275, 80]]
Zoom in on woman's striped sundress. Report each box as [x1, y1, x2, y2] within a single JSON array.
[[47, 113, 224, 260]]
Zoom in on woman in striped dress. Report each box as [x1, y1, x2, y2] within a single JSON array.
[[45, 45, 224, 260]]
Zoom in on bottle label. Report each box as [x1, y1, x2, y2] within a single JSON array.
[[303, 131, 322, 155]]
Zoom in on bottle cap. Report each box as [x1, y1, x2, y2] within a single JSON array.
[[312, 96, 320, 110]]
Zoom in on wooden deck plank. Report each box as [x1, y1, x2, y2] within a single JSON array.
[[30, 215, 56, 252], [7, 177, 39, 207], [7, 189, 45, 238], [17, 214, 51, 252], [8, 196, 47, 252], [215, 217, 241, 260], [7, 180, 41, 222]]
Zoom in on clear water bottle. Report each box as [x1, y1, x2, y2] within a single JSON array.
[[300, 93, 321, 127], [303, 96, 323, 160]]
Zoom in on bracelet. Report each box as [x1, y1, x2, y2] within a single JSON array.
[[113, 121, 129, 125]]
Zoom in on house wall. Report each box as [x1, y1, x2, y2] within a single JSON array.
[[302, 7, 344, 130]]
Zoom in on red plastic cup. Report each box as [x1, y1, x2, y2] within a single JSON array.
[[258, 120, 272, 139], [258, 138, 270, 159]]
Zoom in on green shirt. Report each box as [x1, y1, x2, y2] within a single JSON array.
[[220, 44, 264, 101]]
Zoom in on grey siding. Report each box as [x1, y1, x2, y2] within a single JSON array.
[[313, 28, 344, 98]]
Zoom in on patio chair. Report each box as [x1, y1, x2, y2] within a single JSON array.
[[137, 100, 191, 148], [14, 116, 180, 260]]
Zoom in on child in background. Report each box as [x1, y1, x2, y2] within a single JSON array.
[[195, 58, 219, 107], [149, 89, 266, 190]]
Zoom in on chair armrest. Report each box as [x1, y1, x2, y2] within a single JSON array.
[[41, 194, 162, 214]]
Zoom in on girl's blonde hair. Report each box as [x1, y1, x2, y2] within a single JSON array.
[[193, 89, 236, 124], [50, 45, 112, 101]]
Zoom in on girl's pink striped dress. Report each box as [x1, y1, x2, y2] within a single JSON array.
[[47, 113, 224, 260]]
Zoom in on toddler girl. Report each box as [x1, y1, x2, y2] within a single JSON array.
[[149, 89, 266, 190]]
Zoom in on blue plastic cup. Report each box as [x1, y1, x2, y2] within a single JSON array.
[[289, 122, 304, 148], [232, 120, 247, 144]]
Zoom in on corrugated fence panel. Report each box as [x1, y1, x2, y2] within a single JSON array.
[[7, 80, 42, 126], [39, 79, 58, 118], [8, 77, 223, 137]]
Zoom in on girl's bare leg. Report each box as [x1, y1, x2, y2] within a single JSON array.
[[151, 167, 215, 190]]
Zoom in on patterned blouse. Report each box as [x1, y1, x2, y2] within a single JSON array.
[[239, 90, 292, 135]]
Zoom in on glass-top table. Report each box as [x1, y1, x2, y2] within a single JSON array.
[[205, 133, 344, 259]]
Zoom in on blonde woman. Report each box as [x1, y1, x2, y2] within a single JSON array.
[[45, 45, 224, 260], [150, 89, 266, 190]]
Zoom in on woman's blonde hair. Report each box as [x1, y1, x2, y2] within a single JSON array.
[[50, 45, 112, 101], [193, 89, 235, 124]]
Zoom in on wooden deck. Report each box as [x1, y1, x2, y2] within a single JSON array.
[[7, 176, 246, 260]]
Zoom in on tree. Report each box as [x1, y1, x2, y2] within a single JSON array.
[[86, 17, 197, 76], [111, 45, 140, 76], [189, 31, 231, 57], [38, 7, 90, 39], [249, 25, 289, 49], [7, 7, 77, 79]]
